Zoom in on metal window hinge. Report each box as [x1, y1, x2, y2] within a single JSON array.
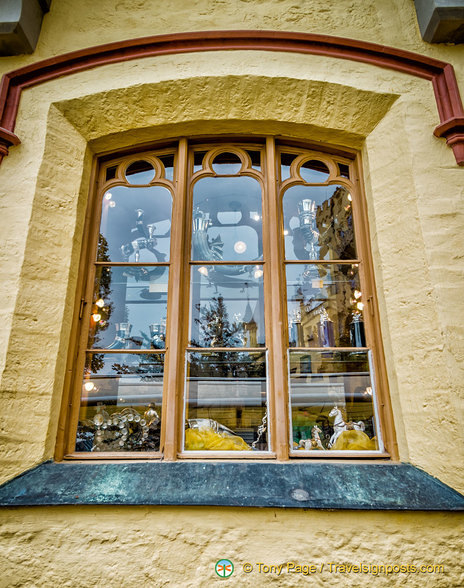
[[78, 298, 87, 320], [367, 295, 374, 316]]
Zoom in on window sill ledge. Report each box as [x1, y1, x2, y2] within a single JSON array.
[[1, 461, 463, 510]]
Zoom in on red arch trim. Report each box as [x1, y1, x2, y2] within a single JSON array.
[[0, 30, 463, 164]]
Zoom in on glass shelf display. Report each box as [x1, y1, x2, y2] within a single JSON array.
[[289, 350, 381, 452], [76, 353, 164, 453], [184, 351, 268, 451]]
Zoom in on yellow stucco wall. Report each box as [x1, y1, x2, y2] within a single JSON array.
[[1, 507, 463, 587], [0, 1, 463, 585]]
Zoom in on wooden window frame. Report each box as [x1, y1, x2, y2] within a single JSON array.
[[56, 136, 398, 462]]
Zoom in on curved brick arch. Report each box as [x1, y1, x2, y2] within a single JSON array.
[[0, 30, 463, 164]]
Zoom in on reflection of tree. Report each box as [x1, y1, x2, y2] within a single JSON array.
[[91, 234, 113, 372], [111, 354, 164, 381], [192, 295, 243, 348], [189, 351, 265, 379], [189, 295, 265, 378]]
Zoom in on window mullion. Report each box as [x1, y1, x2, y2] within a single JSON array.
[[263, 136, 289, 460], [161, 138, 189, 460]]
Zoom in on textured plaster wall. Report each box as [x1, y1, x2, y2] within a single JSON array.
[[1, 507, 463, 587], [0, 1, 463, 584]]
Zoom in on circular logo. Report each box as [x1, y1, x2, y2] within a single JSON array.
[[215, 559, 234, 578]]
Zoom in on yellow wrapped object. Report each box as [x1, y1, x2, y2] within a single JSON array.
[[185, 427, 250, 451], [331, 430, 377, 451]]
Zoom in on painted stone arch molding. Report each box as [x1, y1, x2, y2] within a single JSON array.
[[0, 30, 463, 165], [52, 75, 398, 153]]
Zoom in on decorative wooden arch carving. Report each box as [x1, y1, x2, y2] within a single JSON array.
[[0, 30, 463, 165]]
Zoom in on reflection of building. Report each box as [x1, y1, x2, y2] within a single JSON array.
[[242, 301, 258, 347], [316, 186, 355, 260], [291, 271, 352, 348], [288, 187, 356, 348], [315, 188, 355, 345]]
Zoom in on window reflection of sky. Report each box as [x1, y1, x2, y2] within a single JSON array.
[[126, 168, 155, 184]]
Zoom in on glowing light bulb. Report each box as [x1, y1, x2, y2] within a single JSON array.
[[283, 230, 289, 236], [84, 382, 95, 392], [252, 213, 260, 221], [109, 201, 116, 208], [254, 269, 263, 279], [198, 266, 209, 276], [356, 302, 364, 311], [92, 313, 102, 322], [347, 194, 352, 201], [234, 241, 247, 254], [104, 192, 112, 200], [354, 290, 362, 300], [95, 298, 105, 308]]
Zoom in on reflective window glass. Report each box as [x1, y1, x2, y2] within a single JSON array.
[[286, 264, 364, 348], [192, 176, 262, 262], [76, 353, 164, 452], [98, 185, 172, 263], [126, 160, 155, 184], [298, 160, 330, 183], [289, 350, 380, 452], [88, 266, 168, 350], [184, 351, 268, 451], [189, 265, 265, 348], [283, 184, 356, 260]]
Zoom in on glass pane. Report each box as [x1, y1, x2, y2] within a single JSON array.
[[286, 264, 365, 348], [87, 266, 168, 350], [299, 160, 330, 183], [159, 154, 174, 181], [105, 165, 117, 181], [193, 151, 207, 173], [212, 152, 242, 174], [126, 160, 155, 184], [98, 185, 172, 262], [189, 265, 265, 348], [289, 350, 379, 452], [192, 176, 262, 261], [280, 152, 297, 180], [76, 352, 164, 452], [184, 351, 268, 451], [247, 150, 261, 170], [283, 184, 356, 260], [338, 163, 350, 178]]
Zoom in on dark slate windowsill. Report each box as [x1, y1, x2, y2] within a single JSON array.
[[0, 461, 463, 510]]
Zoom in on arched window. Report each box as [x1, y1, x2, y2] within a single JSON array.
[[62, 138, 393, 460]]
